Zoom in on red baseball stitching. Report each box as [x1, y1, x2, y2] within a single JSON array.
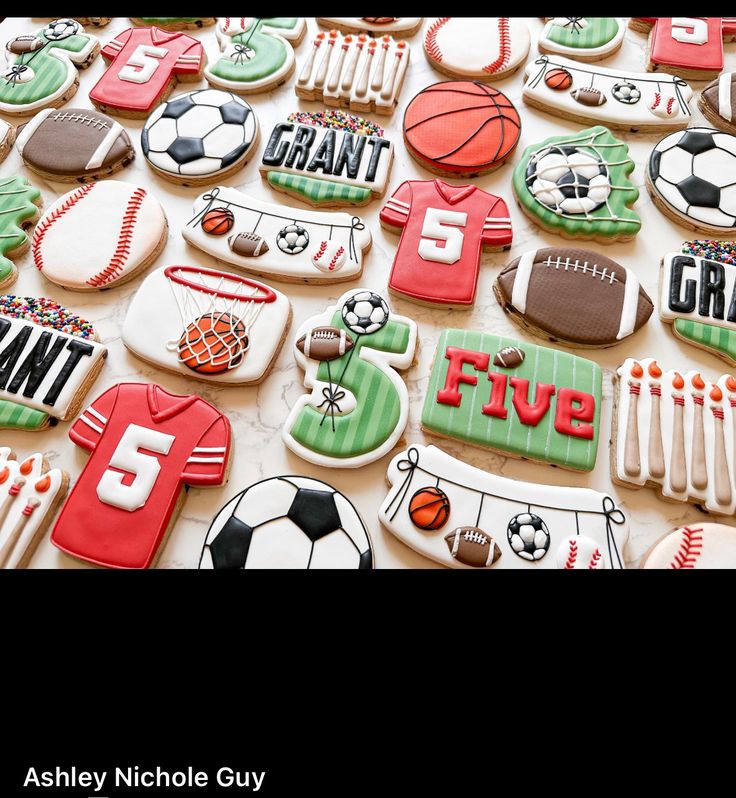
[[424, 17, 448, 63], [484, 17, 511, 74], [32, 183, 96, 272], [671, 525, 703, 569], [87, 187, 148, 287], [651, 92, 662, 110], [588, 549, 603, 569], [330, 246, 344, 271], [666, 97, 675, 116], [564, 539, 578, 569], [312, 241, 327, 264]]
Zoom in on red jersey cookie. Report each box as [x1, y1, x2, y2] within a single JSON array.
[[51, 383, 231, 569], [380, 179, 512, 308]]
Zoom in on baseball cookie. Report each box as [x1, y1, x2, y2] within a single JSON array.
[[15, 107, 134, 182], [317, 18, 422, 38], [130, 18, 216, 31], [32, 181, 167, 292], [0, 120, 14, 164], [424, 17, 530, 80], [539, 17, 625, 61], [142, 89, 258, 186], [641, 523, 736, 568], [199, 476, 373, 569], [700, 73, 736, 134], [495, 247, 653, 347], [0, 176, 42, 291]]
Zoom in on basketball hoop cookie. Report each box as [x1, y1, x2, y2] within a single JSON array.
[[641, 524, 736, 568], [32, 181, 167, 292], [424, 18, 530, 81], [123, 265, 291, 386], [317, 18, 422, 38], [402, 81, 521, 177]]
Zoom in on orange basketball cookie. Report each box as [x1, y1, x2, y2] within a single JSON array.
[[178, 312, 248, 374], [408, 487, 451, 530]]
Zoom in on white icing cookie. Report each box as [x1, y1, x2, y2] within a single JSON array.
[[424, 17, 530, 80], [182, 186, 372, 285], [642, 523, 736, 568], [317, 18, 422, 38], [539, 17, 625, 61], [32, 181, 167, 291], [556, 534, 607, 569], [122, 265, 291, 386], [379, 445, 629, 569]]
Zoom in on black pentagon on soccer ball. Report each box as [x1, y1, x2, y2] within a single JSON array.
[[649, 149, 661, 181], [287, 488, 340, 541], [220, 142, 248, 169], [209, 516, 254, 569], [558, 170, 589, 199], [161, 94, 196, 119], [677, 130, 716, 155], [167, 136, 205, 164], [140, 127, 150, 155], [220, 100, 251, 125], [678, 175, 721, 208]]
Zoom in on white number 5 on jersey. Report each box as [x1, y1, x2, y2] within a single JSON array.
[[418, 208, 468, 265], [119, 44, 168, 84]]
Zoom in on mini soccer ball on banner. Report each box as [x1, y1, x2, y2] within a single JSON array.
[[276, 224, 309, 255]]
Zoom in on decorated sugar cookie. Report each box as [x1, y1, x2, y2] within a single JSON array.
[[512, 126, 641, 244], [0, 296, 107, 431], [642, 523, 736, 568], [260, 111, 393, 208], [317, 18, 422, 38], [130, 18, 216, 31], [700, 73, 736, 134], [0, 120, 14, 163], [424, 17, 530, 81], [142, 89, 258, 185], [200, 476, 373, 569], [32, 181, 167, 292], [296, 30, 409, 116], [556, 535, 606, 569], [421, 331, 602, 472], [539, 18, 624, 61], [0, 176, 42, 291], [380, 179, 512, 308], [205, 17, 306, 94], [379, 445, 628, 569], [15, 107, 134, 182], [613, 358, 736, 515], [0, 18, 99, 116], [123, 265, 291, 386], [47, 18, 111, 28], [183, 187, 371, 284], [648, 128, 736, 235], [89, 26, 205, 118], [403, 81, 521, 177], [52, 383, 231, 569], [283, 289, 417, 468], [495, 247, 653, 347], [0, 447, 69, 569], [523, 56, 693, 132], [630, 17, 736, 81]]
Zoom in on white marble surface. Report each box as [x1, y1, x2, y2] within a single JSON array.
[[0, 16, 733, 569]]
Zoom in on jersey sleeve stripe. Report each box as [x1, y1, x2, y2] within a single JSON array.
[[86, 407, 108, 424], [187, 456, 225, 464], [388, 197, 410, 208], [385, 202, 410, 215], [78, 414, 103, 434], [192, 446, 227, 453]]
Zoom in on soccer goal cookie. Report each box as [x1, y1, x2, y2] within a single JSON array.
[[15, 107, 134, 182], [403, 81, 521, 178], [261, 111, 393, 208], [523, 56, 693, 132], [0, 296, 107, 431], [513, 126, 640, 244], [648, 128, 736, 235], [700, 74, 736, 134], [317, 18, 422, 38], [296, 30, 409, 116], [51, 383, 231, 569], [538, 18, 624, 61], [130, 18, 216, 31], [32, 181, 167, 292], [0, 447, 69, 569], [0, 120, 14, 163], [641, 523, 736, 569], [123, 265, 291, 386], [379, 445, 628, 569], [613, 358, 736, 516], [205, 17, 306, 94], [0, 176, 42, 291], [200, 476, 373, 569], [0, 19, 99, 116], [183, 187, 372, 285], [142, 89, 258, 186], [89, 26, 205, 118], [283, 289, 417, 468], [494, 247, 653, 348], [380, 179, 512, 308], [423, 18, 530, 81], [422, 331, 602, 472]]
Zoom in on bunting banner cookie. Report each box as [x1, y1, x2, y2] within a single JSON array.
[[51, 383, 231, 569], [317, 18, 422, 38], [183, 187, 371, 284], [538, 18, 625, 61], [379, 445, 628, 569], [260, 111, 393, 208], [0, 18, 99, 116], [423, 17, 530, 81], [200, 476, 373, 569], [523, 56, 693, 132], [613, 358, 736, 515], [512, 125, 641, 243], [0, 176, 42, 291], [641, 523, 736, 568], [0, 120, 14, 163], [122, 265, 291, 386], [283, 289, 417, 468], [205, 17, 306, 94], [700, 73, 736, 134], [296, 30, 409, 116], [130, 18, 216, 31], [0, 447, 69, 569], [421, 330, 602, 472]]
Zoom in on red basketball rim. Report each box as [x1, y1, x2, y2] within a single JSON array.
[[165, 265, 277, 303]]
